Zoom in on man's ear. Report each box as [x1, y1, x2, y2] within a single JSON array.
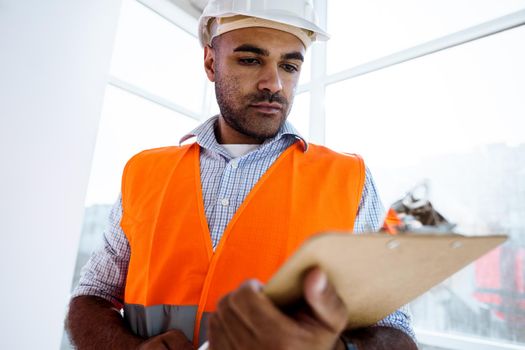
[[204, 45, 216, 82]]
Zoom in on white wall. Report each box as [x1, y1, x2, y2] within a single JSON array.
[[0, 1, 122, 348]]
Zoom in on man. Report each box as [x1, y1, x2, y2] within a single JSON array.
[[66, 1, 418, 349]]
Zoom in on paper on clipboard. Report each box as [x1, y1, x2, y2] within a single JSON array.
[[263, 232, 507, 329]]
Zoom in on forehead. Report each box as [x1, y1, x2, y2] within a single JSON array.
[[216, 27, 305, 55]]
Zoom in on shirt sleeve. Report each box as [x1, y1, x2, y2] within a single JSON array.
[[71, 194, 130, 309], [353, 167, 385, 234], [352, 167, 417, 341]]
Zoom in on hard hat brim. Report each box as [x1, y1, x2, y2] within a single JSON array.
[[199, 11, 330, 48]]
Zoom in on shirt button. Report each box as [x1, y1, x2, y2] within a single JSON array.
[[220, 198, 229, 206], [231, 160, 238, 169]]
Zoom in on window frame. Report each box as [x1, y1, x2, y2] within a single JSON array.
[[306, 3, 525, 349]]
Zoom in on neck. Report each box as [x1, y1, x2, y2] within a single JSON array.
[[215, 115, 262, 144]]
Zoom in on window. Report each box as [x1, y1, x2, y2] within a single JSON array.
[[325, 26, 525, 170], [84, 85, 198, 206], [326, 24, 525, 345], [109, 0, 205, 113], [327, 0, 525, 72], [73, 0, 203, 278], [64, 2, 203, 348], [323, 1, 525, 348], [66, 1, 525, 349]]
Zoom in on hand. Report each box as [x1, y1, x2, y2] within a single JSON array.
[[137, 329, 194, 350], [208, 267, 348, 350]]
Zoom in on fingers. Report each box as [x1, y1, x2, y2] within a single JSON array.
[[209, 275, 347, 350], [214, 290, 256, 347], [303, 267, 348, 334], [221, 279, 263, 335], [209, 282, 260, 350], [209, 281, 262, 349], [162, 330, 194, 350], [227, 279, 295, 333], [138, 329, 194, 350], [208, 314, 233, 350], [209, 279, 297, 348]]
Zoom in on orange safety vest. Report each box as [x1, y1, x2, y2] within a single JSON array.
[[120, 141, 365, 347]]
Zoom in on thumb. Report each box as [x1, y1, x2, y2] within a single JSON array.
[[303, 267, 348, 333]]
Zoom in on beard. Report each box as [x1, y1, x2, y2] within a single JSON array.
[[215, 73, 292, 142]]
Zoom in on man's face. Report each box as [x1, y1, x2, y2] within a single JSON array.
[[204, 27, 305, 142]]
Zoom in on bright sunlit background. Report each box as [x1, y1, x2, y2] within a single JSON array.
[[2, 0, 522, 349]]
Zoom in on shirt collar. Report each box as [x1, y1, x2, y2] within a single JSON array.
[[179, 115, 309, 152]]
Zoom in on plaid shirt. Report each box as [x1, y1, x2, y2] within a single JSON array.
[[73, 116, 415, 339]]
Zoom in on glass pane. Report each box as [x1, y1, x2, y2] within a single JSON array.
[[110, 0, 205, 113], [326, 26, 525, 344], [85, 85, 199, 206], [327, 0, 525, 72], [288, 92, 310, 139]]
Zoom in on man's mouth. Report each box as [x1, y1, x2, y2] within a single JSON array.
[[249, 102, 283, 114]]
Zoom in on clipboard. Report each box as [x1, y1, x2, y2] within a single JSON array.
[[263, 232, 507, 329]]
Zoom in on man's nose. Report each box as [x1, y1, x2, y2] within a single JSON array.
[[257, 65, 283, 94]]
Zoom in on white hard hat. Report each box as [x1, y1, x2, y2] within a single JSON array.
[[198, 0, 330, 48]]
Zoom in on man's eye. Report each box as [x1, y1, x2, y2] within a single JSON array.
[[239, 58, 260, 65], [281, 64, 299, 73]]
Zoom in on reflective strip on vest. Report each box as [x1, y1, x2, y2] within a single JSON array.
[[124, 304, 198, 342]]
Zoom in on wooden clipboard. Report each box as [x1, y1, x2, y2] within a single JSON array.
[[263, 233, 507, 329]]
